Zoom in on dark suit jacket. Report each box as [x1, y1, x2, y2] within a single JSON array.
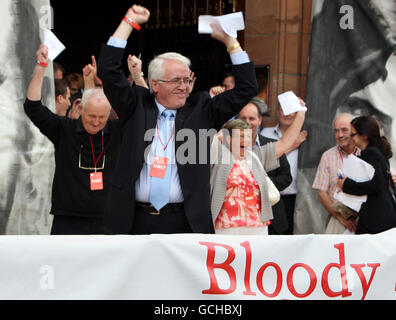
[[98, 44, 258, 234], [343, 145, 396, 234], [257, 134, 292, 234]]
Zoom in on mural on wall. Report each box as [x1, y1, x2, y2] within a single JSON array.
[[294, 0, 396, 234], [0, 0, 55, 234]]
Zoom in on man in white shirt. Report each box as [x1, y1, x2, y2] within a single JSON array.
[[261, 105, 307, 234], [98, 4, 258, 234]]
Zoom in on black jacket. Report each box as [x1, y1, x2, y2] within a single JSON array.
[[98, 44, 258, 234], [257, 134, 292, 234], [343, 145, 396, 234]]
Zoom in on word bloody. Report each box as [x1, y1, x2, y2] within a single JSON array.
[[199, 241, 380, 300]]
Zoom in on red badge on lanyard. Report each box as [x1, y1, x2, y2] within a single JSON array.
[[89, 132, 104, 191], [150, 156, 169, 179], [90, 172, 103, 190], [149, 120, 173, 179]]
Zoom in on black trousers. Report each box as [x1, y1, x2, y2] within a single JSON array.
[[51, 215, 106, 235], [281, 194, 296, 235], [130, 204, 192, 235]]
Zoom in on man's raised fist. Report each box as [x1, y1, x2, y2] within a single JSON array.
[[126, 5, 150, 25]]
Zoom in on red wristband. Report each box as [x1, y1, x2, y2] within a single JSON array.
[[123, 16, 141, 31], [37, 61, 48, 67]]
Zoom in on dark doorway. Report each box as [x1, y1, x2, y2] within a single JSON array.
[[50, 0, 245, 93]]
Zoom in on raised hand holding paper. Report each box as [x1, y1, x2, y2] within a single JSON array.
[[198, 12, 245, 38], [43, 29, 65, 61], [278, 91, 308, 115]]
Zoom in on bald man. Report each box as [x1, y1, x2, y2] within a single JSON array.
[[312, 113, 360, 233]]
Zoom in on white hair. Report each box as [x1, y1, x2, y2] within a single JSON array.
[[148, 52, 191, 93], [81, 88, 111, 111], [332, 112, 354, 127]]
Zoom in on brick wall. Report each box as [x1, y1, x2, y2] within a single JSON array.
[[244, 0, 312, 126]]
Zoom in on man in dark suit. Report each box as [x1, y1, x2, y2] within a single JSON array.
[[239, 98, 292, 234], [98, 4, 258, 234]]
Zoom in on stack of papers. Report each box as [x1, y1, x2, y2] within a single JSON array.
[[334, 154, 375, 212], [198, 12, 245, 38]]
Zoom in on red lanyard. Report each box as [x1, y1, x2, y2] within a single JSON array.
[[89, 131, 104, 171], [156, 121, 174, 151]]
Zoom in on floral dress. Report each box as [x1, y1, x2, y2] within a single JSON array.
[[215, 159, 271, 229]]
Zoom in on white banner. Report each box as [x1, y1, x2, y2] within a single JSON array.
[[0, 229, 395, 300]]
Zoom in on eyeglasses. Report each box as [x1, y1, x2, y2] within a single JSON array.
[[157, 77, 193, 86], [350, 132, 358, 137], [78, 146, 106, 170]]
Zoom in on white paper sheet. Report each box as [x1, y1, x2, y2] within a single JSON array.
[[342, 154, 375, 182], [277, 91, 308, 115], [333, 154, 375, 212], [198, 12, 245, 38], [43, 29, 65, 61]]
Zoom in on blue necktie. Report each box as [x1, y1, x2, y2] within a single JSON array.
[[149, 110, 174, 210]]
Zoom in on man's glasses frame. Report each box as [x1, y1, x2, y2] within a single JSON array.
[[156, 77, 193, 86]]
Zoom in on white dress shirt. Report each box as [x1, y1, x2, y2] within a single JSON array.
[[261, 124, 298, 195]]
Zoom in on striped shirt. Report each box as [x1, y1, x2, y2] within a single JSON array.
[[312, 145, 360, 202]]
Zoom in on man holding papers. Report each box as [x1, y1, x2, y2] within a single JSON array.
[[312, 113, 360, 234], [261, 91, 308, 234], [98, 4, 258, 234]]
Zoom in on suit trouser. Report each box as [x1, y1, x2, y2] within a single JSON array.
[[130, 203, 192, 235], [268, 199, 289, 235], [51, 215, 106, 235], [281, 194, 296, 235]]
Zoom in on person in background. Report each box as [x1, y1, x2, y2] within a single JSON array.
[[209, 73, 235, 98], [222, 73, 235, 91], [239, 98, 292, 234], [261, 104, 308, 234], [54, 78, 71, 116], [66, 72, 84, 97], [53, 62, 65, 80], [312, 113, 360, 234], [66, 72, 84, 109], [337, 116, 396, 234]]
